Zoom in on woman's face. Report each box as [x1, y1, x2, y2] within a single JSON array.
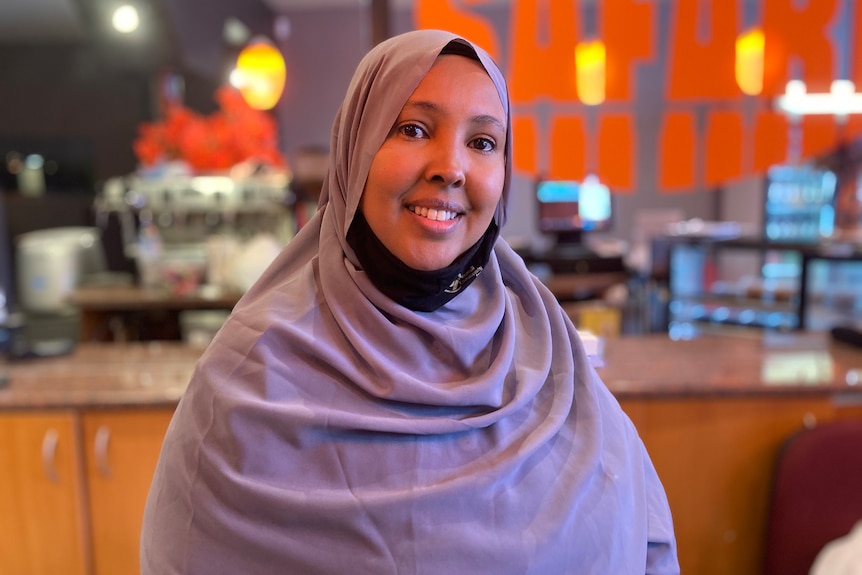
[[360, 54, 507, 271]]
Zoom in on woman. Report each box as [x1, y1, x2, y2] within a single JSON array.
[[141, 29, 679, 574]]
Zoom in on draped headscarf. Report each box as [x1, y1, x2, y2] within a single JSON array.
[[141, 29, 679, 575]]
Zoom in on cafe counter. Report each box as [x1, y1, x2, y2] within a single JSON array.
[[0, 341, 202, 409], [605, 333, 862, 575], [2, 333, 862, 575], [4, 331, 861, 408]]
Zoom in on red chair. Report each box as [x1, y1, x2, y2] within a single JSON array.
[[764, 419, 862, 575]]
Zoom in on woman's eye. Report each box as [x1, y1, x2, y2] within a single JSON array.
[[471, 137, 496, 152], [399, 124, 427, 139]]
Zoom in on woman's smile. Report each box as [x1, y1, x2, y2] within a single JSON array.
[[406, 204, 461, 223]]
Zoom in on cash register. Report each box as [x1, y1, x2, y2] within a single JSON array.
[[521, 176, 626, 275]]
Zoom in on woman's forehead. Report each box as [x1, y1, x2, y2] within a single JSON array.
[[400, 55, 506, 125]]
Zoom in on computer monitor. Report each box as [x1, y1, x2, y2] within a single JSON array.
[[536, 176, 612, 247]]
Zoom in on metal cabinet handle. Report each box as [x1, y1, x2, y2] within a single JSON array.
[[41, 428, 60, 483], [94, 425, 112, 478]]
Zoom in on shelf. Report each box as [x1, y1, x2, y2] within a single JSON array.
[[672, 292, 797, 310], [69, 286, 241, 342], [669, 300, 798, 331], [658, 235, 862, 333], [668, 319, 779, 340]]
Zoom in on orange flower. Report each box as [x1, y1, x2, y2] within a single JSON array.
[[132, 86, 286, 171], [132, 124, 167, 165]]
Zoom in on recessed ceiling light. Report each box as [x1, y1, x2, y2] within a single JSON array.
[[112, 5, 140, 34]]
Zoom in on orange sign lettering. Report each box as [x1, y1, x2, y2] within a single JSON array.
[[414, 1, 856, 193]]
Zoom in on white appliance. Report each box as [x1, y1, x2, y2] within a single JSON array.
[[16, 226, 105, 312], [13, 226, 106, 356]]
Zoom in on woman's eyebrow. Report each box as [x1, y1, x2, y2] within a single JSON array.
[[472, 114, 506, 133], [402, 100, 505, 132], [401, 100, 437, 115]]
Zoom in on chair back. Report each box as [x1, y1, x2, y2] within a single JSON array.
[[764, 419, 862, 575]]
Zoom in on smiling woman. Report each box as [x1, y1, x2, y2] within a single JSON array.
[[140, 29, 679, 575]]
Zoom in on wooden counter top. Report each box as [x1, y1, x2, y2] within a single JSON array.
[[542, 271, 629, 300], [69, 285, 242, 342], [2, 332, 862, 410], [69, 285, 242, 311], [70, 286, 242, 311]]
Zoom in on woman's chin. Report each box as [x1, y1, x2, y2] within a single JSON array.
[[397, 250, 457, 272]]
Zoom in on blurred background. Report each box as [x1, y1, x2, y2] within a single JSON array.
[[0, 0, 861, 343]]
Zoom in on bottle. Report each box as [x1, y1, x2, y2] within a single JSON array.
[[136, 217, 164, 290], [0, 288, 9, 387]]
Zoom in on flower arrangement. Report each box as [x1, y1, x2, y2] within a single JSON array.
[[133, 86, 286, 173]]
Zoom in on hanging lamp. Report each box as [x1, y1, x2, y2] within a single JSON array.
[[735, 27, 764, 96], [575, 39, 606, 106], [231, 36, 286, 110]]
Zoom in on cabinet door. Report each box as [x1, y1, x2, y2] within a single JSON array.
[[0, 412, 90, 575], [621, 396, 837, 575], [82, 408, 174, 575]]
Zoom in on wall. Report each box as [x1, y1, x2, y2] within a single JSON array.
[[0, 43, 154, 189], [0, 0, 275, 188], [273, 7, 370, 159], [272, 3, 728, 249]]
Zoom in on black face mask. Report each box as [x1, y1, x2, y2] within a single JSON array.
[[346, 209, 498, 312]]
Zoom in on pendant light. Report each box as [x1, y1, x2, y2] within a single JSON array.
[[575, 39, 606, 106], [231, 37, 286, 111], [735, 28, 764, 96]]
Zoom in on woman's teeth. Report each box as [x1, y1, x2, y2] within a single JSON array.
[[409, 206, 458, 221]]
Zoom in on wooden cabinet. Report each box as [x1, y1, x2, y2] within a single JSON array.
[[82, 408, 174, 575], [621, 395, 841, 575], [0, 408, 174, 575], [0, 411, 90, 575]]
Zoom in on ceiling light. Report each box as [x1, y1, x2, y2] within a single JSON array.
[[775, 79, 862, 118], [112, 5, 140, 34], [223, 17, 251, 47]]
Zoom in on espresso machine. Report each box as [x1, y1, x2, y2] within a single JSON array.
[[94, 169, 294, 295]]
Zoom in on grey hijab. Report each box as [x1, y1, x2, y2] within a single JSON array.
[[321, 30, 511, 265], [141, 29, 679, 575]]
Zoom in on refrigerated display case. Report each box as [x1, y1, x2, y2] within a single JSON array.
[[763, 165, 837, 244], [654, 235, 862, 339], [760, 165, 838, 301], [801, 255, 862, 331]]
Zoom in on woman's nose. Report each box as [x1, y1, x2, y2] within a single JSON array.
[[426, 140, 466, 187]]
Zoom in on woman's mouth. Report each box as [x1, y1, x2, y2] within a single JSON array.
[[407, 205, 460, 222]]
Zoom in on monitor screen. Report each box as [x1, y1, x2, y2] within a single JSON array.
[[537, 176, 612, 239]]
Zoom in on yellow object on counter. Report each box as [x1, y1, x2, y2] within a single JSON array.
[[576, 303, 621, 338]]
